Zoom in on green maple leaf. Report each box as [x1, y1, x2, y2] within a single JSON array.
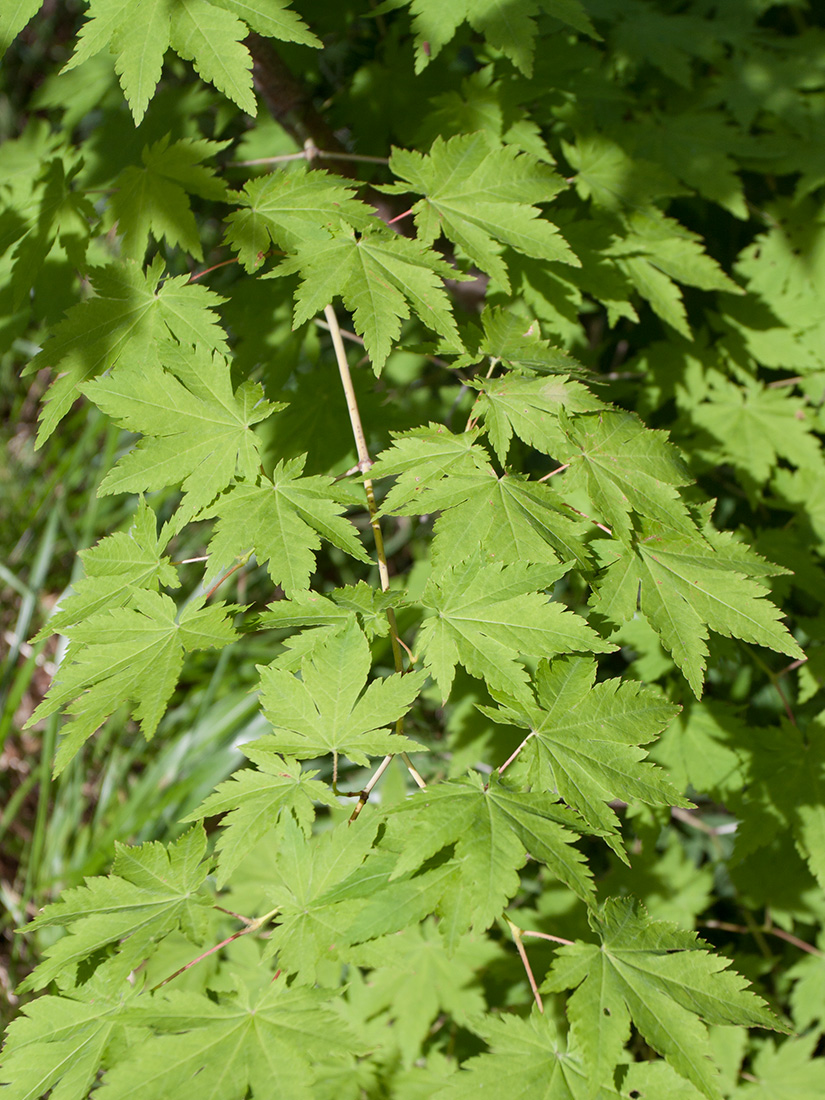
[[257, 620, 425, 765], [28, 257, 228, 443], [383, 772, 594, 931], [376, 0, 596, 75], [83, 341, 282, 530], [628, 110, 749, 220], [415, 554, 613, 702], [0, 978, 140, 1100], [472, 372, 606, 464], [370, 423, 491, 510], [789, 952, 825, 1034], [737, 1035, 825, 1100], [257, 581, 395, 639], [431, 473, 592, 573], [376, 447, 592, 572], [261, 815, 384, 981], [590, 521, 803, 697], [563, 132, 688, 212], [691, 375, 823, 485], [107, 135, 230, 260], [27, 590, 240, 773], [440, 1008, 622, 1100], [224, 166, 377, 270], [273, 226, 462, 371], [1, 1, 44, 57], [33, 499, 178, 642], [385, 133, 578, 290], [96, 980, 358, 1100], [3, 156, 95, 307], [606, 210, 741, 337], [349, 921, 499, 1068], [734, 718, 825, 891], [185, 749, 337, 886], [482, 656, 687, 856], [557, 409, 696, 540], [542, 897, 781, 1100], [200, 456, 370, 596], [64, 0, 318, 124], [453, 305, 592, 377], [19, 827, 212, 993]]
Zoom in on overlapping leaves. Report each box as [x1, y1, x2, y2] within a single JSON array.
[[543, 898, 780, 1099], [27, 590, 240, 772]]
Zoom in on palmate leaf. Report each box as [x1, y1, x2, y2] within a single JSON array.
[[200, 456, 371, 596], [0, 978, 140, 1100], [382, 772, 594, 931], [385, 133, 578, 290], [33, 499, 178, 642], [27, 590, 240, 773], [224, 166, 377, 270], [107, 135, 230, 260], [372, 424, 591, 570], [439, 1008, 622, 1100], [261, 815, 384, 981], [0, 0, 44, 58], [732, 718, 825, 890], [64, 0, 318, 124], [482, 656, 687, 855], [735, 1035, 825, 1100], [27, 257, 228, 443], [542, 898, 781, 1100], [185, 750, 337, 887], [557, 409, 696, 540], [382, 465, 592, 573], [376, 0, 596, 75], [83, 341, 282, 530], [370, 423, 491, 510], [257, 620, 425, 765], [257, 581, 395, 639], [471, 372, 606, 464], [19, 828, 212, 993], [415, 554, 613, 702], [591, 520, 804, 697], [3, 156, 95, 308], [453, 305, 592, 377], [691, 374, 823, 484], [349, 921, 498, 1069], [96, 979, 359, 1100], [273, 226, 462, 372]]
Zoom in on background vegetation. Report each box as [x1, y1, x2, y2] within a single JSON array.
[[2, 0, 825, 1096]]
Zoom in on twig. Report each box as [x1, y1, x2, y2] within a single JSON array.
[[700, 919, 824, 958], [498, 733, 534, 776], [152, 907, 280, 990], [316, 317, 365, 346], [203, 556, 250, 601], [671, 806, 737, 836], [538, 464, 569, 482], [188, 258, 240, 282], [230, 148, 390, 168], [777, 656, 807, 679], [507, 919, 544, 1013], [766, 375, 803, 389], [323, 305, 427, 813], [521, 929, 575, 946], [748, 647, 799, 727], [315, 317, 453, 372], [561, 504, 612, 537]]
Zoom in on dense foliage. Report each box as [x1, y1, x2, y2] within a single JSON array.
[[2, 0, 825, 1096]]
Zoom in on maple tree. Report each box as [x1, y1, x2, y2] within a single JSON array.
[[2, 1, 825, 1097]]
